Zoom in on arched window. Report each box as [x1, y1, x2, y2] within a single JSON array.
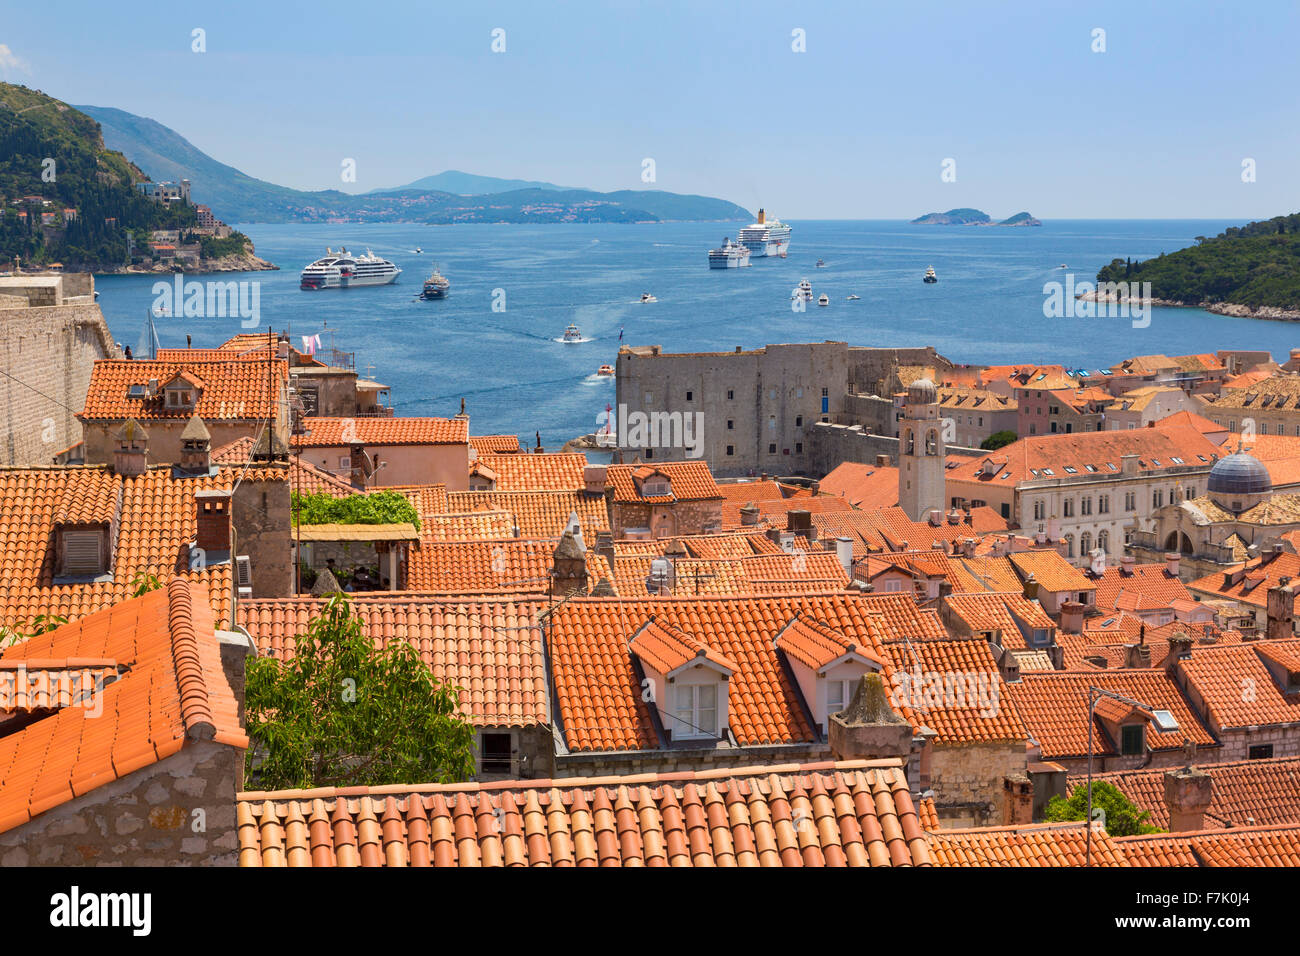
[[1080, 532, 1092, 555], [905, 428, 915, 455], [1164, 530, 1193, 554], [1064, 533, 1075, 558], [1098, 530, 1109, 555], [925, 429, 938, 456]]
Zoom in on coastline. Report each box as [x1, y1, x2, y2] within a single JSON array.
[[1076, 290, 1300, 323], [95, 253, 279, 276]]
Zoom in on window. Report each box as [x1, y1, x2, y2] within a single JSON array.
[[822, 387, 828, 397], [1001, 502, 1010, 519], [673, 683, 718, 739], [61, 529, 102, 576], [1249, 744, 1275, 760], [727, 389, 734, 400], [727, 419, 734, 430], [1063, 499, 1074, 518], [1080, 532, 1092, 554], [768, 443, 776, 454], [338, 456, 351, 471], [795, 415, 803, 427], [479, 733, 512, 775], [644, 448, 654, 459], [1099, 494, 1110, 514], [768, 416, 776, 432], [1065, 534, 1075, 558], [726, 445, 734, 456], [826, 679, 854, 715], [1153, 489, 1163, 508], [1081, 496, 1092, 516], [1033, 500, 1045, 521], [1125, 492, 1136, 511], [1120, 724, 1145, 756], [685, 391, 693, 402], [1098, 531, 1109, 554], [795, 442, 803, 454]]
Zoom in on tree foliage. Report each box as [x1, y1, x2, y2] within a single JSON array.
[[244, 593, 476, 790], [291, 490, 421, 530], [980, 430, 1018, 451], [1043, 781, 1160, 836]]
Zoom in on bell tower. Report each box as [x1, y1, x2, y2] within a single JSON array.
[[899, 378, 946, 521]]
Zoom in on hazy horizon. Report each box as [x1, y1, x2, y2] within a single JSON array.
[[4, 0, 1296, 220]]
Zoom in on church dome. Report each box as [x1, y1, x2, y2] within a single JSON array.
[[907, 378, 938, 405], [1207, 452, 1271, 497]]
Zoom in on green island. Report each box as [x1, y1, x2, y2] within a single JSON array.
[[911, 208, 1041, 226], [1096, 212, 1300, 315]]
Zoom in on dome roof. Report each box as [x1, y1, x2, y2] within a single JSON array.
[[907, 378, 938, 405], [1207, 452, 1271, 497]]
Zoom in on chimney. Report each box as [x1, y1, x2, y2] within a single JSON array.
[[1124, 642, 1152, 668], [595, 529, 615, 567], [178, 414, 212, 476], [1059, 600, 1085, 634], [583, 464, 608, 495], [195, 489, 232, 554], [946, 508, 961, 526], [828, 673, 912, 761], [739, 504, 760, 527], [876, 454, 891, 467], [1266, 580, 1295, 641], [1121, 554, 1136, 576], [1165, 632, 1193, 671], [962, 537, 977, 558], [1163, 765, 1212, 832], [1165, 552, 1181, 578], [1022, 572, 1040, 601], [1121, 453, 1139, 475], [277, 338, 289, 361], [1001, 773, 1034, 826], [550, 527, 588, 597], [112, 418, 149, 477], [786, 509, 812, 534], [928, 509, 943, 527], [835, 536, 853, 579]]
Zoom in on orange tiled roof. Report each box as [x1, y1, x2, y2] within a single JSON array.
[[403, 540, 613, 595], [927, 821, 1129, 867], [942, 592, 1053, 649], [859, 594, 950, 641], [236, 759, 932, 866], [0, 578, 246, 834], [212, 438, 356, 497], [386, 484, 451, 521], [1116, 824, 1300, 867], [611, 550, 849, 597], [606, 461, 721, 504], [0, 464, 284, 630], [1187, 552, 1300, 610], [237, 597, 548, 726], [630, 617, 738, 675], [473, 452, 587, 491], [80, 358, 287, 422], [721, 494, 853, 530], [420, 510, 516, 541], [1175, 640, 1300, 729], [1006, 669, 1216, 760], [774, 615, 883, 671], [1060, 619, 1245, 669], [445, 490, 609, 538], [293, 417, 469, 447], [714, 479, 787, 502], [817, 463, 901, 510], [1083, 757, 1300, 831], [469, 435, 521, 455], [1090, 563, 1192, 613], [1008, 550, 1096, 594]]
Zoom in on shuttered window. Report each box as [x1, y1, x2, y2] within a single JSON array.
[[62, 530, 102, 575]]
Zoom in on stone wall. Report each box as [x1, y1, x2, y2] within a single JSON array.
[[0, 294, 119, 466], [1217, 725, 1300, 762], [610, 498, 723, 538], [807, 421, 984, 480], [232, 473, 293, 599], [555, 741, 831, 778], [929, 740, 1028, 827], [0, 741, 241, 866]]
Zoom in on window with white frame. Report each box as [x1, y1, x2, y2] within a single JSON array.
[[673, 682, 718, 739], [826, 678, 855, 715]]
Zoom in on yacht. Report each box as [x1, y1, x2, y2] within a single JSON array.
[[923, 265, 938, 284], [563, 323, 582, 343], [791, 278, 813, 301], [738, 209, 792, 258], [597, 364, 615, 376], [846, 294, 860, 300], [817, 294, 829, 306], [419, 263, 451, 300], [708, 237, 751, 269], [640, 292, 658, 303], [300, 248, 401, 289], [815, 258, 826, 268]]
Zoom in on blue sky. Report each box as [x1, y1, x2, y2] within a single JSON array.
[[4, 0, 1297, 219]]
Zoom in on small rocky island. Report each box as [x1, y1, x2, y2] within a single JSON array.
[[912, 208, 1042, 226]]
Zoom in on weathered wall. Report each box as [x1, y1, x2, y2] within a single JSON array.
[[0, 741, 241, 866], [82, 420, 280, 465], [0, 295, 119, 466], [233, 473, 293, 598], [929, 740, 1028, 827], [807, 421, 983, 481]]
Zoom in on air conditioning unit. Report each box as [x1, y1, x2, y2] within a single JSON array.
[[236, 554, 252, 588]]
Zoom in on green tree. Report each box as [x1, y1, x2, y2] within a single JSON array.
[[244, 592, 475, 790], [980, 430, 1018, 451], [1043, 781, 1160, 836]]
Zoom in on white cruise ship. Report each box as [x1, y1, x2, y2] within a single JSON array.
[[738, 208, 791, 258], [300, 248, 401, 290], [708, 237, 751, 269]]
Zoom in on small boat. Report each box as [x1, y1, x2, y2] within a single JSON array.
[[563, 324, 582, 343], [923, 266, 938, 284], [640, 293, 657, 303], [815, 258, 825, 268], [817, 294, 829, 306], [846, 294, 860, 300], [419, 263, 451, 300], [1058, 263, 1068, 269], [414, 247, 423, 254], [597, 364, 615, 376], [791, 278, 813, 301]]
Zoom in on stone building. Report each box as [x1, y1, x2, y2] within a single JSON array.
[[603, 461, 724, 538], [898, 378, 947, 521], [0, 273, 119, 466], [1200, 371, 1300, 439]]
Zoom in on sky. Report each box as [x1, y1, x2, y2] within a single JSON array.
[[3, 0, 1297, 219]]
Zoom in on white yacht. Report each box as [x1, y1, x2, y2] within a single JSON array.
[[923, 265, 938, 284], [640, 292, 658, 303], [846, 294, 860, 300], [817, 294, 829, 306], [563, 323, 582, 343], [708, 237, 752, 269], [300, 248, 401, 290], [738, 209, 792, 258]]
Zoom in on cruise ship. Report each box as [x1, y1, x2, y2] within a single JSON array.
[[708, 237, 751, 269], [300, 248, 401, 290], [738, 208, 792, 258]]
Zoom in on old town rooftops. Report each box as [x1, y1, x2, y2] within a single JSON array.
[[606, 461, 722, 504], [80, 358, 288, 422], [292, 417, 469, 447]]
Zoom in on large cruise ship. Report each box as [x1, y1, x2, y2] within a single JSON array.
[[708, 237, 751, 268], [300, 248, 401, 290], [738, 208, 791, 258]]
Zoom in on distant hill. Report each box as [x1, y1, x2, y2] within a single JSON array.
[[1097, 213, 1300, 313], [0, 83, 261, 271], [80, 104, 750, 224], [379, 170, 571, 195], [911, 208, 1041, 226]]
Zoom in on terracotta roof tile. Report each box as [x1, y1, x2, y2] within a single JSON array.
[[630, 617, 738, 675], [928, 821, 1128, 866], [213, 438, 356, 497], [607, 461, 721, 504], [1008, 550, 1097, 594], [1091, 563, 1193, 613], [80, 358, 287, 422], [1175, 640, 1300, 729], [774, 615, 882, 671], [473, 453, 587, 491], [237, 760, 930, 866], [1116, 823, 1300, 866], [293, 417, 469, 447], [469, 435, 521, 455], [444, 490, 608, 538], [403, 540, 613, 595]]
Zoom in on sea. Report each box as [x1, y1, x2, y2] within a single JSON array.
[[92, 219, 1297, 444]]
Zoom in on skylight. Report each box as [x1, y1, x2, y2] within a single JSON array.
[[1064, 466, 1078, 474], [1171, 456, 1185, 464], [1085, 464, 1098, 472], [1150, 709, 1180, 733], [1042, 468, 1054, 476]]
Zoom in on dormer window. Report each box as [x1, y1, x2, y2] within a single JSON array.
[[59, 527, 105, 576], [643, 478, 671, 497], [628, 617, 736, 744], [166, 388, 194, 409], [773, 615, 883, 732], [1120, 723, 1145, 756]]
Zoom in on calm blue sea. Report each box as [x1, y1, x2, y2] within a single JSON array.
[[93, 219, 1297, 443]]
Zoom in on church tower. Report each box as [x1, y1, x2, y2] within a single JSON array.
[[899, 378, 946, 521]]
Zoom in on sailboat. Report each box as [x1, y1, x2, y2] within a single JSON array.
[[135, 308, 162, 359]]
